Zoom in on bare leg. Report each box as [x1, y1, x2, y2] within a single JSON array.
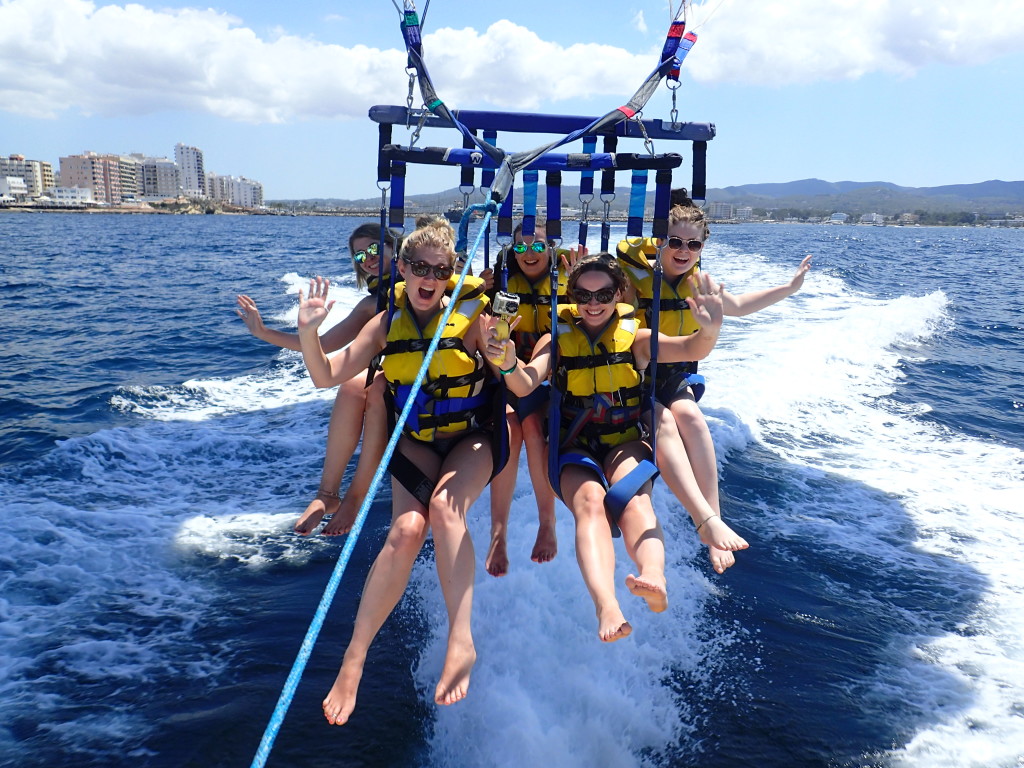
[[670, 398, 748, 572], [485, 411, 520, 577], [653, 403, 747, 573], [296, 373, 367, 535], [322, 464, 432, 725], [608, 444, 668, 613], [323, 374, 388, 536], [522, 412, 557, 563], [560, 463, 631, 643], [430, 434, 493, 705]]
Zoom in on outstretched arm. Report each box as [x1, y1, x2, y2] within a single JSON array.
[[297, 277, 385, 388], [236, 291, 378, 354], [236, 294, 302, 351], [722, 254, 812, 316]]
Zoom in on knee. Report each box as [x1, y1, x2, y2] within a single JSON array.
[[571, 487, 607, 520], [673, 401, 704, 431], [388, 516, 427, 551]]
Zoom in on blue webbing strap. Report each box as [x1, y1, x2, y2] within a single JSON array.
[[627, 170, 648, 238], [600, 135, 617, 252], [521, 170, 539, 240], [250, 206, 496, 768], [577, 136, 596, 248]]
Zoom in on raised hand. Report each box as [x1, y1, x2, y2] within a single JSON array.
[[479, 268, 496, 292], [479, 313, 520, 367], [559, 245, 588, 274], [790, 254, 813, 291], [236, 294, 267, 337], [297, 276, 335, 332], [686, 272, 724, 329]]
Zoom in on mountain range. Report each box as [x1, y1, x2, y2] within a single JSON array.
[[275, 179, 1024, 216]]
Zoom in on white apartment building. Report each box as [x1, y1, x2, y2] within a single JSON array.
[[175, 143, 205, 197], [736, 206, 753, 221], [707, 201, 734, 219], [0, 155, 55, 197], [129, 153, 181, 198], [1, 176, 29, 200], [206, 172, 264, 208], [45, 186, 95, 204]]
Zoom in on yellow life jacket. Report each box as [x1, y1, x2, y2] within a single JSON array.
[[381, 291, 491, 442], [554, 303, 643, 450], [616, 237, 701, 336]]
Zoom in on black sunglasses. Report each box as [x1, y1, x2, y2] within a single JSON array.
[[353, 242, 379, 263], [666, 237, 704, 253], [572, 286, 617, 305], [512, 241, 547, 254], [402, 256, 454, 280]]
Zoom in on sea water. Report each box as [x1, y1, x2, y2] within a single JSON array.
[[0, 213, 1021, 768]]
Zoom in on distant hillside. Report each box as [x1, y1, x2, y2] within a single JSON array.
[[271, 179, 1024, 216], [708, 179, 1024, 215]]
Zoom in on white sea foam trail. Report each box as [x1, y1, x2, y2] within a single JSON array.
[[710, 241, 1024, 768]]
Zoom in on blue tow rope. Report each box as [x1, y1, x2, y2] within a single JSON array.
[[250, 203, 496, 768]]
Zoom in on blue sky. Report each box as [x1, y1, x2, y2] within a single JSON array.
[[2, 0, 1022, 200]]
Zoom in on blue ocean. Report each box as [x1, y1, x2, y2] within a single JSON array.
[[1, 212, 1021, 768]]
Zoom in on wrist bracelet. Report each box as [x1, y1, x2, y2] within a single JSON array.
[[498, 360, 518, 375]]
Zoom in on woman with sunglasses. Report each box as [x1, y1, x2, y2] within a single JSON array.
[[480, 221, 564, 577], [297, 217, 505, 724], [618, 196, 812, 573], [236, 223, 397, 536], [484, 252, 724, 642]]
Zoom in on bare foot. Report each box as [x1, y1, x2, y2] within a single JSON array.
[[530, 522, 558, 564], [597, 604, 633, 643], [434, 637, 476, 706], [294, 489, 341, 536], [485, 532, 508, 577], [322, 659, 364, 726], [321, 493, 362, 536], [697, 515, 749, 553], [625, 572, 668, 613], [708, 545, 736, 575]]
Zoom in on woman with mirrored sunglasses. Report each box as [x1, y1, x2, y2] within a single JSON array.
[[617, 195, 812, 573], [236, 223, 400, 537], [298, 216, 506, 725], [479, 220, 565, 579], [484, 252, 725, 643]]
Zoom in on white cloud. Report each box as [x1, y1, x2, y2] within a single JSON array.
[[632, 10, 649, 34], [0, 0, 653, 123], [1, 0, 1022, 124], [687, 0, 1024, 84]]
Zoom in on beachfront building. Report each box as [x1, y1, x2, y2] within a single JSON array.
[[206, 172, 264, 208], [860, 212, 886, 224], [707, 201, 734, 220], [128, 153, 181, 198], [175, 143, 205, 198], [736, 206, 753, 221], [0, 176, 29, 201], [826, 212, 849, 224], [117, 155, 144, 199], [59, 152, 123, 204], [45, 186, 95, 205], [0, 155, 55, 198]]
